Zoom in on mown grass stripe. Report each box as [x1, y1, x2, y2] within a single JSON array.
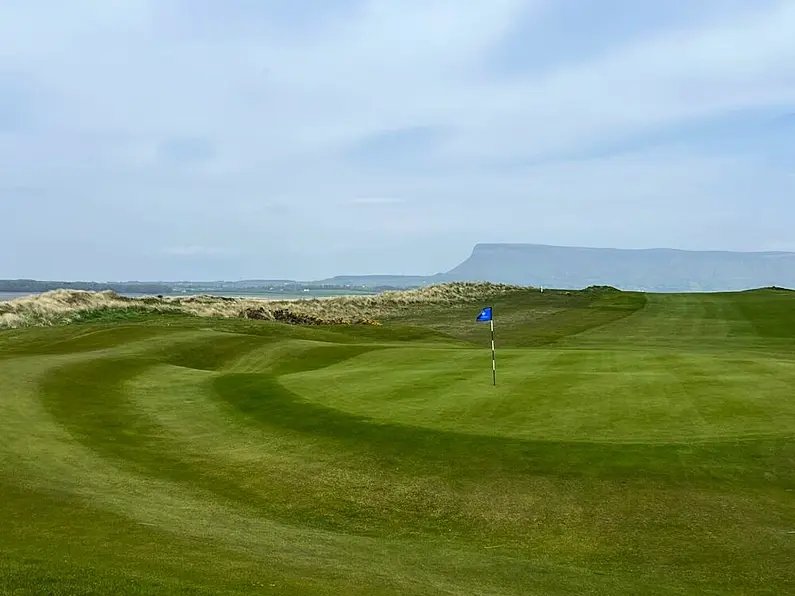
[[212, 371, 795, 488]]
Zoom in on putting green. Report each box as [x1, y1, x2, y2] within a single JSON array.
[[282, 294, 795, 444], [281, 345, 795, 443], [1, 289, 794, 595]]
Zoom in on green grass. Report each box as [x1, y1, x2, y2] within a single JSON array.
[[1, 287, 794, 595]]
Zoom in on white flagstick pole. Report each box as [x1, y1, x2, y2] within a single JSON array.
[[490, 314, 496, 386]]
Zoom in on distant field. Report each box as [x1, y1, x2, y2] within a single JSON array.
[[1, 286, 793, 595]]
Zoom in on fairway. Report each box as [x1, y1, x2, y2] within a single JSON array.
[[1, 289, 794, 595]]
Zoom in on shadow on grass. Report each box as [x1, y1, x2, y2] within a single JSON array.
[[214, 372, 795, 489]]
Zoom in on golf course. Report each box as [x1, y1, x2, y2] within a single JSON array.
[[1, 285, 793, 595]]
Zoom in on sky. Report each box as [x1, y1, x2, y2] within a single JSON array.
[[1, 0, 794, 281]]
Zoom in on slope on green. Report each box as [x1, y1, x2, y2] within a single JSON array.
[[1, 288, 794, 595]]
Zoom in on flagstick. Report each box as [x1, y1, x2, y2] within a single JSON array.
[[490, 316, 496, 386], [476, 306, 496, 386]]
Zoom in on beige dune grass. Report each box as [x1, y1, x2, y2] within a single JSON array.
[[0, 282, 526, 329]]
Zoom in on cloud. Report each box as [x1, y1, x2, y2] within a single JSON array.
[[155, 0, 366, 42], [347, 197, 405, 205], [344, 125, 447, 171], [0, 70, 42, 132], [482, 0, 777, 79], [162, 246, 236, 257], [157, 136, 217, 165], [0, 0, 793, 280]]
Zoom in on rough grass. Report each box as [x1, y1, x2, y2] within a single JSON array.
[[1, 287, 794, 595], [0, 282, 526, 329]]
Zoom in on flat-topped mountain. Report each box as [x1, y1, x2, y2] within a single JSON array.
[[5, 244, 795, 295], [440, 243, 795, 291]]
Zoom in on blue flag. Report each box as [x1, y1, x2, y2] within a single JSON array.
[[476, 306, 492, 322]]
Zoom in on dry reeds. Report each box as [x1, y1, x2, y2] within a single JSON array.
[[0, 282, 527, 330]]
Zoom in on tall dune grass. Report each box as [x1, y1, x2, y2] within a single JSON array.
[[0, 282, 528, 329]]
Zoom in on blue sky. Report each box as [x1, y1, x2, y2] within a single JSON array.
[[1, 0, 794, 281]]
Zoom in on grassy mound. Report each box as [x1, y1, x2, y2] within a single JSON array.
[[1, 288, 794, 595], [0, 282, 526, 329]]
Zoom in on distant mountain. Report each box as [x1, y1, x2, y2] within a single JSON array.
[[6, 243, 795, 295], [441, 243, 795, 291], [314, 274, 444, 288]]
